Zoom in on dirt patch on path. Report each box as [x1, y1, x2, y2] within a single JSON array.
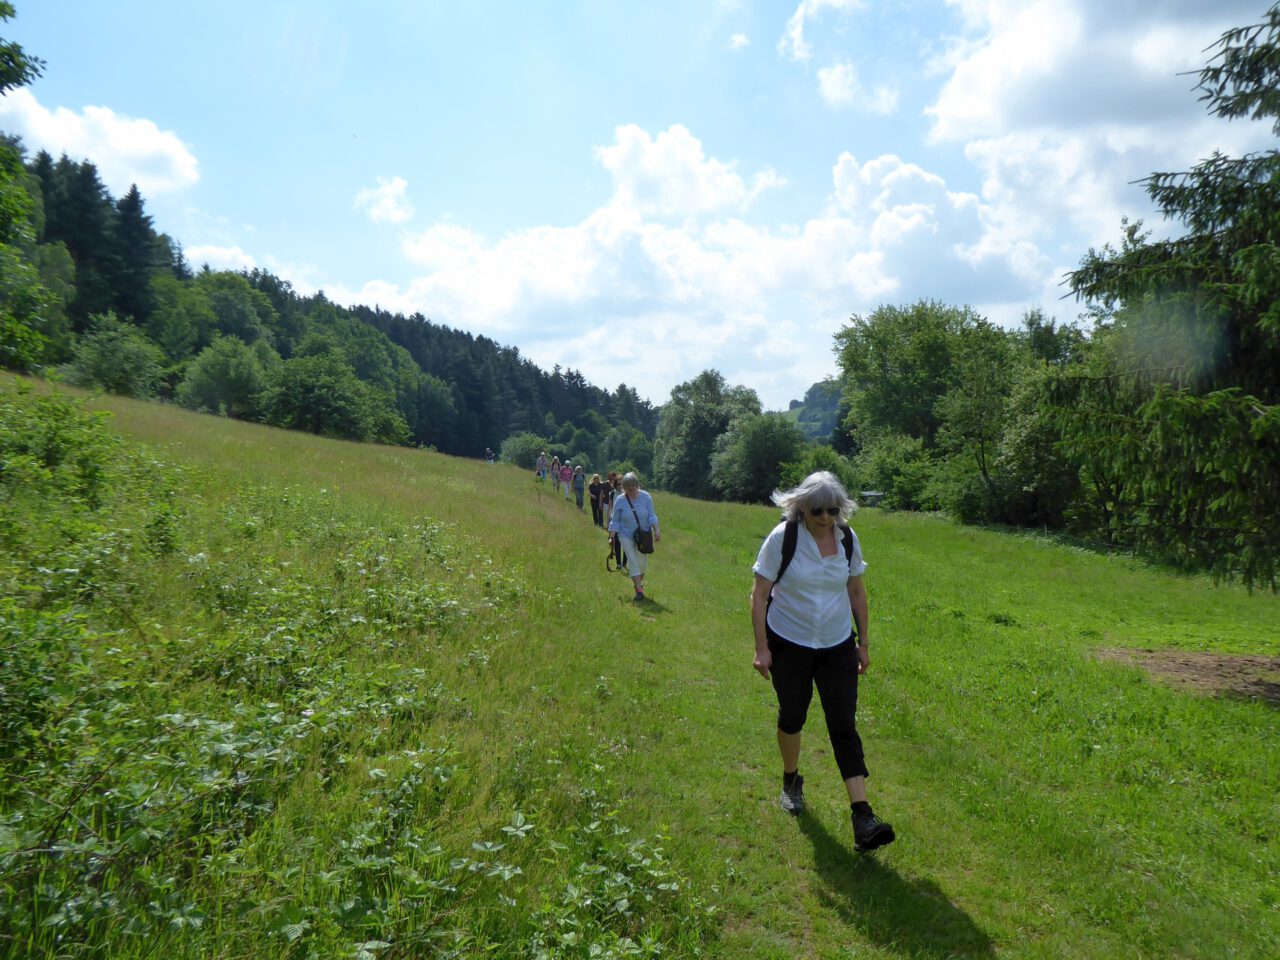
[[1096, 648, 1280, 704]]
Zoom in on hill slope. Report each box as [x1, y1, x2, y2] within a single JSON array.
[[5, 377, 1279, 959]]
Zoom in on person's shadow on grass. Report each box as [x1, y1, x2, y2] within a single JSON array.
[[626, 595, 669, 618], [796, 813, 995, 959]]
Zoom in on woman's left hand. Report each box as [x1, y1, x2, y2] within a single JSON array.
[[857, 644, 870, 675]]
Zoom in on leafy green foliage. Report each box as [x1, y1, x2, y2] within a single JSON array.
[[1064, 6, 1280, 588], [0, 246, 48, 370], [709, 412, 805, 503], [0, 382, 716, 958], [851, 431, 936, 510], [654, 370, 760, 499], [61, 312, 166, 397], [935, 319, 1017, 504], [0, 128, 53, 372], [262, 351, 409, 444], [176, 335, 273, 418], [0, 2, 42, 95], [836, 300, 980, 450], [500, 430, 548, 468], [777, 442, 858, 493]]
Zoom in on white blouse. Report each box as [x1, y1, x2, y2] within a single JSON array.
[[753, 520, 867, 649]]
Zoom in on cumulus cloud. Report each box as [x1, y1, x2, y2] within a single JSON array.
[[186, 244, 256, 271], [595, 124, 784, 218], [354, 175, 414, 224], [778, 0, 866, 62], [311, 125, 1039, 408], [922, 0, 1273, 273], [303, 5, 1275, 407], [817, 61, 899, 113], [0, 88, 198, 195], [730, 33, 751, 51]]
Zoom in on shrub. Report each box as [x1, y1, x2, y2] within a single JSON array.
[[853, 431, 937, 510], [177, 335, 272, 418], [499, 431, 547, 468], [61, 313, 166, 398], [262, 352, 408, 444], [778, 444, 858, 494]]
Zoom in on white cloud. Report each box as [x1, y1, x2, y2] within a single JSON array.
[[916, 0, 1276, 313], [186, 244, 256, 271], [928, 0, 1265, 143], [595, 124, 784, 218], [778, 0, 867, 62], [817, 61, 899, 113], [730, 33, 751, 51], [310, 127, 1042, 408], [354, 175, 415, 224], [818, 62, 857, 107], [0, 88, 199, 195]]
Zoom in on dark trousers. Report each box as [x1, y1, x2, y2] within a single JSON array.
[[767, 626, 869, 781], [590, 499, 603, 525]]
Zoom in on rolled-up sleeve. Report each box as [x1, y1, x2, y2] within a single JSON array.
[[752, 523, 785, 581], [847, 529, 868, 578]]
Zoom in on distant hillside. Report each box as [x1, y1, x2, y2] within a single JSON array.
[[782, 378, 841, 441]]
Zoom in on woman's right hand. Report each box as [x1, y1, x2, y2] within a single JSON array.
[[753, 647, 772, 679]]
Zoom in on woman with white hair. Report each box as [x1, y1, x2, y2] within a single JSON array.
[[749, 471, 895, 852], [607, 472, 660, 602]]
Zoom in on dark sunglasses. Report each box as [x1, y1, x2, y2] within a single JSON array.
[[808, 506, 841, 517]]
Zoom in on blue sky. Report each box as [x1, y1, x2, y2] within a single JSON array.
[[2, 1, 1271, 409]]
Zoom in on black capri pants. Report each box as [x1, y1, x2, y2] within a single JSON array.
[[768, 624, 869, 781]]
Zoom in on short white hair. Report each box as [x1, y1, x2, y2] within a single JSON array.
[[622, 471, 640, 490], [771, 471, 856, 523]]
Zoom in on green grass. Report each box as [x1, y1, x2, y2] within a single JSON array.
[[3, 375, 1279, 959]]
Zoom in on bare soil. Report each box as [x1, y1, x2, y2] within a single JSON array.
[[1096, 648, 1280, 704]]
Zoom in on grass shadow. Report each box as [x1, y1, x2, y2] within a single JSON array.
[[796, 813, 995, 959], [622, 596, 671, 618]]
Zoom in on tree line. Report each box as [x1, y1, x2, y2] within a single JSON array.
[[3, 2, 1277, 586], [0, 6, 656, 463]]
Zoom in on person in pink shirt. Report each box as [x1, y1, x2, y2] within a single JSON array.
[[559, 462, 573, 500]]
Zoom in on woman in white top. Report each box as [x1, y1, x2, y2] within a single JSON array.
[[750, 471, 895, 852]]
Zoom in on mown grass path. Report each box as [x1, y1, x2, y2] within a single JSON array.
[[81, 391, 1280, 958]]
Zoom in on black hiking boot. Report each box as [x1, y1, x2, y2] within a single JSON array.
[[852, 802, 895, 851]]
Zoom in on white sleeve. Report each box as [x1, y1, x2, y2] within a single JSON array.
[[752, 522, 787, 581], [847, 528, 868, 578]]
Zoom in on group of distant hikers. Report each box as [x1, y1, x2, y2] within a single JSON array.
[[528, 450, 894, 852], [534, 452, 659, 602]]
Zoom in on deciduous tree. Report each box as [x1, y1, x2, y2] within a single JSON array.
[[710, 413, 806, 503], [654, 370, 761, 498]]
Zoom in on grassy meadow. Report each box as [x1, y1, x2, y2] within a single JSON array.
[[3, 375, 1278, 959]]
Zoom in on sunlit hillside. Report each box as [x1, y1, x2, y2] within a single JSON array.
[[3, 376, 1278, 959]]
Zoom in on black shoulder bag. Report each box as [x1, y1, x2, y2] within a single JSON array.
[[626, 496, 655, 554]]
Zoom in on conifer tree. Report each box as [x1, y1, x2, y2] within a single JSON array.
[[113, 184, 161, 322], [1066, 4, 1280, 588]]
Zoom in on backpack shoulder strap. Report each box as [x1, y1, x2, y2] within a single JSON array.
[[774, 520, 800, 585], [839, 525, 854, 566]]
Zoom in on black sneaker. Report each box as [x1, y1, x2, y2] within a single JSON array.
[[779, 775, 805, 815], [852, 804, 895, 851]]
